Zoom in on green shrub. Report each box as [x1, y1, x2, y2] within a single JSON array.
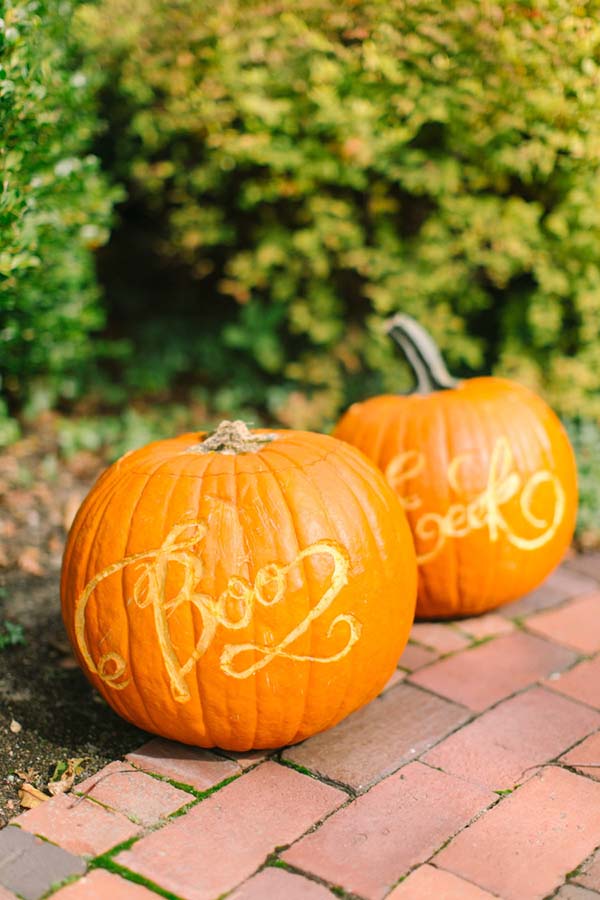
[[565, 418, 600, 549], [0, 0, 119, 438], [80, 0, 600, 426]]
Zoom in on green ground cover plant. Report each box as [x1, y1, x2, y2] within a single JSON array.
[[0, 620, 25, 650]]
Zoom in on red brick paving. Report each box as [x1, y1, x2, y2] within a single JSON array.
[[15, 792, 140, 857], [115, 762, 345, 900], [126, 737, 240, 791], [527, 592, 600, 654], [546, 654, 600, 709], [51, 869, 158, 898], [455, 612, 515, 640], [382, 667, 406, 691], [560, 731, 600, 780], [436, 767, 600, 900], [227, 867, 336, 899], [565, 552, 600, 581], [555, 885, 600, 900], [499, 580, 565, 618], [282, 683, 469, 791], [213, 747, 271, 769], [409, 621, 471, 654], [2, 561, 600, 900], [499, 566, 598, 617], [282, 762, 494, 899], [573, 848, 600, 891], [410, 630, 577, 710], [423, 686, 600, 790], [387, 864, 497, 899], [397, 641, 438, 671], [75, 761, 191, 826]]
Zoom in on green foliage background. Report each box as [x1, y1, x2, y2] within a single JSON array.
[[0, 0, 118, 440], [3, 0, 600, 437], [75, 0, 600, 429]]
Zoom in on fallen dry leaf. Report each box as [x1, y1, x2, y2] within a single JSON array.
[[49, 636, 78, 669], [25, 509, 41, 529], [62, 491, 85, 532], [58, 655, 78, 670], [0, 520, 17, 538], [17, 546, 44, 576], [47, 757, 86, 796], [48, 636, 71, 654], [5, 490, 35, 514], [66, 450, 101, 479], [16, 768, 40, 782], [9, 720, 22, 734], [13, 438, 37, 459], [47, 778, 73, 796], [48, 535, 63, 555], [19, 783, 49, 809], [32, 484, 52, 505]]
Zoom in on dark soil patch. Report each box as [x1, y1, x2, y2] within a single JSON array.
[[0, 420, 147, 826], [0, 571, 147, 827]]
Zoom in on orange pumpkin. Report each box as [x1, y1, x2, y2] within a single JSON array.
[[334, 315, 578, 619], [61, 421, 416, 750]]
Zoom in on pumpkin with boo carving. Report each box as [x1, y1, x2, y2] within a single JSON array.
[[61, 422, 417, 750], [334, 315, 578, 620]]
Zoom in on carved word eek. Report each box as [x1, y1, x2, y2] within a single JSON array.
[[385, 437, 566, 565]]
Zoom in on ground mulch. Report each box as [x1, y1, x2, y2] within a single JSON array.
[[0, 418, 146, 826]]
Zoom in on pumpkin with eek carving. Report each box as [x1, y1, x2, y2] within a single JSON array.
[[334, 315, 578, 619], [61, 421, 417, 750]]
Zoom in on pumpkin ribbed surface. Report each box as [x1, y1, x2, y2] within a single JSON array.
[[335, 376, 577, 619], [61, 426, 416, 750], [333, 313, 578, 619]]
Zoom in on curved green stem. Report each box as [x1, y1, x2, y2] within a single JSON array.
[[385, 313, 458, 394]]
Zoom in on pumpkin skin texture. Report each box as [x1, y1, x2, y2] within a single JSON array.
[[61, 422, 416, 750], [334, 317, 578, 620]]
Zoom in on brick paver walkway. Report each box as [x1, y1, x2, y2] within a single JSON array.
[[2, 556, 600, 900]]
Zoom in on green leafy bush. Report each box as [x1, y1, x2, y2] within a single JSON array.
[[565, 418, 600, 549], [0, 0, 119, 438], [80, 0, 600, 426]]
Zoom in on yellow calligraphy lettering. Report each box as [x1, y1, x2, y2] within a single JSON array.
[[385, 450, 425, 510], [74, 521, 359, 702], [385, 437, 566, 565]]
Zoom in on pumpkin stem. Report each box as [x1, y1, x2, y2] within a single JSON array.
[[196, 420, 277, 455], [385, 314, 459, 394]]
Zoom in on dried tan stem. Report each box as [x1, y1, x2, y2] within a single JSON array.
[[195, 420, 276, 455]]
